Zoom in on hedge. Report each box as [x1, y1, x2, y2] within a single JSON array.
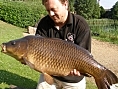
[[0, 1, 47, 28]]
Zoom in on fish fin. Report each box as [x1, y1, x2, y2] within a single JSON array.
[[95, 69, 118, 89], [43, 73, 54, 85], [23, 57, 35, 69]]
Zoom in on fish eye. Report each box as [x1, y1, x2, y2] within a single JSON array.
[[11, 41, 16, 45]]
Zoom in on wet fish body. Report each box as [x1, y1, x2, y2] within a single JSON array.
[[1, 35, 118, 89]]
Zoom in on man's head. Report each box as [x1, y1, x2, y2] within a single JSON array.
[[42, 0, 69, 25], [42, 0, 69, 5]]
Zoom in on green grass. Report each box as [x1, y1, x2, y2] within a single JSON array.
[[86, 80, 97, 89], [0, 20, 97, 89], [92, 28, 118, 45]]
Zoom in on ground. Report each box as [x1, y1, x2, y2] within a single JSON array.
[[91, 39, 118, 76], [87, 38, 118, 86]]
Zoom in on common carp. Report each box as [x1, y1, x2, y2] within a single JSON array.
[[1, 35, 118, 89]]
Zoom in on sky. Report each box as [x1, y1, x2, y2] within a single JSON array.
[[99, 0, 118, 9]]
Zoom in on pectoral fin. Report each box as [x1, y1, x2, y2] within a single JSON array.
[[43, 73, 54, 85], [23, 57, 35, 69]]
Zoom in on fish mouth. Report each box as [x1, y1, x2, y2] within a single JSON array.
[[1, 43, 7, 53]]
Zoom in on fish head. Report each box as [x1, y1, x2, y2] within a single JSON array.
[[1, 38, 28, 64]]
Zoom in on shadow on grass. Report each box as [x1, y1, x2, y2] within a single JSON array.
[[0, 70, 37, 89]]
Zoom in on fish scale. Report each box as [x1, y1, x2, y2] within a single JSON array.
[[1, 35, 118, 89], [27, 37, 105, 76], [29, 37, 101, 76]]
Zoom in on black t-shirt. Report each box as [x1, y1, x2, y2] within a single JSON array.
[[35, 12, 91, 83]]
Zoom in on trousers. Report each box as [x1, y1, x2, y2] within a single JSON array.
[[36, 74, 86, 89]]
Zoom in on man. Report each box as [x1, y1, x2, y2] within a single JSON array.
[[35, 0, 91, 89]]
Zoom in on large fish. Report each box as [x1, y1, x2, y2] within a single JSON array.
[[1, 35, 118, 89]]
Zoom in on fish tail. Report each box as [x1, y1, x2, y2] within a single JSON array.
[[95, 69, 118, 89]]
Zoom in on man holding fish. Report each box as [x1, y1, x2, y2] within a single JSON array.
[[1, 0, 118, 89], [35, 0, 91, 89]]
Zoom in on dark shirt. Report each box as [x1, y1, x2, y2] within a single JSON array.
[[35, 12, 91, 83]]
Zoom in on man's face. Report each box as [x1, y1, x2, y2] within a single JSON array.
[[44, 0, 68, 24]]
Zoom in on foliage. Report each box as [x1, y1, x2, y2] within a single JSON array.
[[92, 3, 100, 19], [0, 1, 47, 28], [69, 0, 75, 12], [111, 1, 118, 19], [74, 0, 100, 19], [102, 1, 118, 19], [87, 19, 118, 44], [99, 6, 106, 18]]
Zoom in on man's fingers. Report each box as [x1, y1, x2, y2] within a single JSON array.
[[73, 69, 80, 76], [70, 69, 81, 76]]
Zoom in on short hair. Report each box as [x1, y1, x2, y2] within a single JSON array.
[[42, 0, 69, 10], [42, 0, 68, 5]]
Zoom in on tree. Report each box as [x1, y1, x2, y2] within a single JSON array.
[[111, 1, 118, 19], [69, 0, 75, 12], [100, 6, 106, 18], [92, 3, 100, 19], [74, 0, 100, 19]]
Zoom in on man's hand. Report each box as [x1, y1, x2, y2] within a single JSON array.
[[69, 69, 81, 76]]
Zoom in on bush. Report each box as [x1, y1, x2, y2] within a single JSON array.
[[0, 1, 47, 28]]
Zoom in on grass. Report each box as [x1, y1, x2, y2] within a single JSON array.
[[92, 28, 118, 45], [0, 20, 97, 89], [88, 19, 118, 45]]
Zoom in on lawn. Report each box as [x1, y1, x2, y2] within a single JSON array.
[[0, 20, 97, 89]]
